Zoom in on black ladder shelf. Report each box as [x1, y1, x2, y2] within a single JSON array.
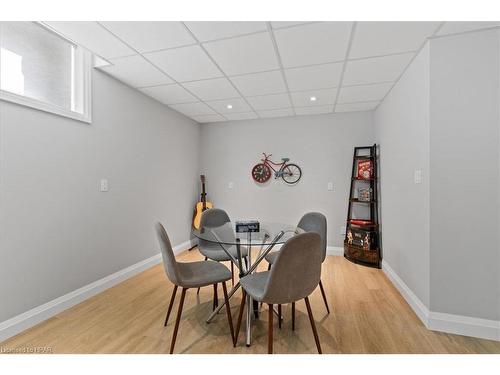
[[344, 144, 381, 268]]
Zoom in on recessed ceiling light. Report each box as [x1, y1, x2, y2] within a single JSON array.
[[310, 96, 317, 102], [227, 104, 233, 109]]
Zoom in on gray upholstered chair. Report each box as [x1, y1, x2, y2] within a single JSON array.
[[235, 232, 323, 354], [155, 222, 235, 354], [198, 208, 249, 291], [265, 212, 330, 314]]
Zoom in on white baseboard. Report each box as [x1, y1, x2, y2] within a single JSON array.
[[382, 259, 500, 342], [0, 239, 194, 343], [327, 246, 344, 256]]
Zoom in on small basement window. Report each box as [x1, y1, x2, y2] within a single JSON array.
[[0, 22, 92, 123]]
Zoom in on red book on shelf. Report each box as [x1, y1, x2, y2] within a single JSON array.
[[357, 160, 373, 179]]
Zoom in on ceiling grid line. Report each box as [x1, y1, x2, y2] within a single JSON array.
[[333, 22, 358, 112]]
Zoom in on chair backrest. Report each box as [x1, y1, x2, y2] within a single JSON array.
[[155, 222, 181, 285], [262, 232, 322, 304], [199, 208, 232, 248], [298, 212, 327, 262]]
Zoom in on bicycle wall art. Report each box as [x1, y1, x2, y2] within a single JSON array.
[[251, 153, 302, 184]]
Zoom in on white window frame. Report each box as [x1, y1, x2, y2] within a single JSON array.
[[0, 22, 92, 123]]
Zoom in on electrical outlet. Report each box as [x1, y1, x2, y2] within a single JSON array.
[[327, 182, 334, 191], [228, 181, 234, 189], [100, 179, 108, 192], [414, 170, 422, 184], [340, 226, 346, 235]]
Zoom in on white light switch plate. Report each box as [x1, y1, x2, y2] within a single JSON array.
[[100, 179, 109, 192], [414, 170, 422, 184], [327, 182, 334, 191], [228, 182, 234, 189]]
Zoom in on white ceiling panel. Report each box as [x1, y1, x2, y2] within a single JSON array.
[[206, 98, 251, 114], [274, 22, 352, 68], [170, 102, 216, 116], [145, 45, 222, 82], [290, 88, 337, 107], [295, 105, 334, 115], [204, 32, 279, 75], [271, 21, 313, 29], [437, 22, 500, 36], [284, 62, 343, 91], [139, 84, 197, 105], [335, 101, 379, 112], [338, 82, 393, 103], [343, 53, 413, 86], [246, 93, 291, 111], [44, 21, 135, 59], [99, 55, 173, 88], [229, 70, 287, 96], [185, 21, 267, 42], [182, 78, 240, 101], [257, 108, 294, 118], [191, 114, 226, 123], [224, 112, 259, 121], [100, 21, 196, 53], [350, 22, 440, 59]]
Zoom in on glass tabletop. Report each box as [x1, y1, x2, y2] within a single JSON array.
[[192, 221, 301, 246]]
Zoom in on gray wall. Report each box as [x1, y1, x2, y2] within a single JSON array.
[[0, 70, 200, 322], [199, 112, 374, 248], [374, 44, 431, 306], [429, 30, 500, 320]]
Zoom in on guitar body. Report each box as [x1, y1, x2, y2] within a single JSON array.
[[193, 201, 213, 230], [192, 175, 213, 230]]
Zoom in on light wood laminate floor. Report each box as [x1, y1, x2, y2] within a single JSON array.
[[2, 249, 499, 354]]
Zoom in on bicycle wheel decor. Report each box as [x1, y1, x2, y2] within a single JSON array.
[[252, 163, 272, 183], [251, 153, 302, 185], [281, 163, 302, 184]]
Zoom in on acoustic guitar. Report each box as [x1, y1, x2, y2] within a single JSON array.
[[193, 175, 213, 230]]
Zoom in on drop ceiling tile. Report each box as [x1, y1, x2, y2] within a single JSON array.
[[246, 93, 291, 111], [338, 82, 393, 103], [100, 21, 196, 53], [44, 21, 135, 59], [271, 22, 312, 29], [229, 70, 286, 96], [335, 101, 379, 112], [257, 108, 294, 118], [206, 98, 251, 114], [284, 62, 343, 91], [145, 45, 222, 82], [224, 112, 259, 121], [191, 114, 226, 123], [274, 22, 352, 68], [182, 78, 240, 101], [170, 102, 216, 116], [343, 53, 413, 86], [99, 55, 173, 88], [139, 84, 197, 105], [437, 22, 500, 36], [295, 106, 334, 115], [350, 22, 440, 59], [203, 32, 279, 75], [184, 21, 267, 42], [290, 88, 337, 107]]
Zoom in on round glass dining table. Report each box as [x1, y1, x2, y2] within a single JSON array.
[[192, 221, 302, 347]]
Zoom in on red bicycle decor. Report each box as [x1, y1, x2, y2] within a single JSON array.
[[252, 153, 302, 184]]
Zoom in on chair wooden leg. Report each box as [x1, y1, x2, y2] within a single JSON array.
[[169, 287, 187, 354], [292, 302, 295, 331], [278, 304, 282, 329], [213, 283, 218, 311], [231, 262, 234, 286], [164, 285, 178, 327], [196, 257, 209, 295], [234, 290, 247, 347], [319, 279, 330, 314], [304, 296, 322, 354], [222, 281, 235, 344], [268, 304, 273, 354]]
